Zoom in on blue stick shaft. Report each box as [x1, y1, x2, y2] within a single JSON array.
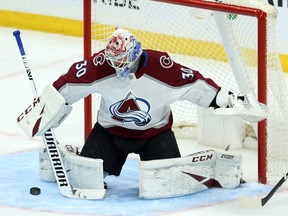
[[13, 30, 38, 96], [13, 30, 26, 56]]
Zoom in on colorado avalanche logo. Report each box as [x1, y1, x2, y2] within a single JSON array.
[[160, 55, 173, 68], [109, 92, 151, 126], [93, 53, 105, 66]]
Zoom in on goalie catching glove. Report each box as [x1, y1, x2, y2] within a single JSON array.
[[17, 85, 72, 137], [213, 89, 268, 123]]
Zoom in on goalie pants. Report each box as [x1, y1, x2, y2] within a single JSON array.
[[80, 122, 181, 176]]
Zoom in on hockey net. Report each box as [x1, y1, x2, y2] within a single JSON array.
[[83, 0, 288, 183]]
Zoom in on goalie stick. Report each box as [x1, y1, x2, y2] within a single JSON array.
[[13, 30, 106, 200], [239, 172, 288, 207]]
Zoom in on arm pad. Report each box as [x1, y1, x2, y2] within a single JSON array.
[[17, 85, 72, 137]]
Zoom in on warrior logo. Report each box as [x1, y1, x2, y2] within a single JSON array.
[[109, 91, 151, 126]]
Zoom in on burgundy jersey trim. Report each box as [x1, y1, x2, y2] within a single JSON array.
[[53, 50, 115, 91], [135, 50, 220, 90]]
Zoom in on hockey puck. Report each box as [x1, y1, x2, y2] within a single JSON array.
[[30, 187, 41, 195]]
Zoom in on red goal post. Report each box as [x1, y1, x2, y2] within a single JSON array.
[[83, 0, 288, 184]]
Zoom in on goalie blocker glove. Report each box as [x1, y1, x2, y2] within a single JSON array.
[[17, 85, 72, 137]]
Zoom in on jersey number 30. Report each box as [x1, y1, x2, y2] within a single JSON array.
[[76, 60, 87, 78]]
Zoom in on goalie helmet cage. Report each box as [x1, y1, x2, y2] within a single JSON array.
[[83, 0, 288, 184]]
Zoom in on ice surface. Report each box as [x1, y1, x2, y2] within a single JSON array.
[[0, 27, 288, 215]]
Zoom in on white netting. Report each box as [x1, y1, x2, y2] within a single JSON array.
[[87, 0, 288, 181]]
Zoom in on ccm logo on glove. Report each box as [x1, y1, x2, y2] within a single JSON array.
[[17, 97, 41, 122]]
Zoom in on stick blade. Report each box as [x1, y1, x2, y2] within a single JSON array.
[[72, 188, 107, 200], [238, 195, 263, 208]]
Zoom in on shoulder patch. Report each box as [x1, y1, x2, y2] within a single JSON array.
[[160, 55, 173, 68], [93, 53, 105, 66]]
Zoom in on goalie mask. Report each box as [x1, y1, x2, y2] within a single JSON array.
[[105, 28, 143, 79]]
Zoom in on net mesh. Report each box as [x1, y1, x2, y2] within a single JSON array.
[[88, 0, 288, 181]]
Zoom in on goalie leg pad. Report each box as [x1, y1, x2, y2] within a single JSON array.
[[39, 144, 105, 190], [139, 150, 243, 199], [139, 150, 217, 199], [61, 145, 104, 190], [215, 152, 242, 189], [39, 147, 56, 182]]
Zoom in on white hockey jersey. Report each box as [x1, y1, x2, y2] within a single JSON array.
[[53, 49, 221, 139]]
